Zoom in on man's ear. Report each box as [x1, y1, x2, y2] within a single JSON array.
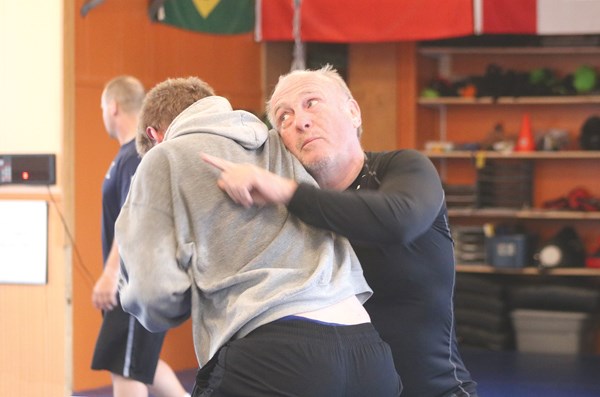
[[348, 98, 362, 127], [146, 126, 164, 143], [108, 99, 118, 116]]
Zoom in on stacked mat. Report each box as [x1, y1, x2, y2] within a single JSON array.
[[508, 284, 600, 313], [476, 160, 533, 209], [454, 274, 514, 351]]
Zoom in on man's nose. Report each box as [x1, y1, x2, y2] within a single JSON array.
[[294, 110, 312, 131]]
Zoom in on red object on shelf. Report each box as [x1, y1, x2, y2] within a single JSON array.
[[586, 238, 600, 268], [516, 113, 536, 152], [586, 257, 600, 268]]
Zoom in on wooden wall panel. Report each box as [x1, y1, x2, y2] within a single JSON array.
[[349, 43, 398, 151], [396, 42, 420, 149], [0, 190, 69, 397]]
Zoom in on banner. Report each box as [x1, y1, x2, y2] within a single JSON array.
[[474, 0, 600, 35], [256, 0, 474, 42], [151, 0, 600, 40], [151, 0, 255, 35]]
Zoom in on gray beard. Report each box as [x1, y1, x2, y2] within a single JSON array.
[[302, 154, 336, 188]]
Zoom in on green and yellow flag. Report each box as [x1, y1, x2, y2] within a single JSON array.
[[151, 0, 255, 35]]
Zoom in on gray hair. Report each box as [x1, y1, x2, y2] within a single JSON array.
[[266, 64, 362, 137]]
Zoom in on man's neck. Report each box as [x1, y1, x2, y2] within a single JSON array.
[[116, 116, 139, 146], [316, 153, 365, 191], [117, 130, 136, 146]]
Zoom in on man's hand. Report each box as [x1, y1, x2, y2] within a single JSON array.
[[92, 269, 119, 311], [201, 153, 298, 207]]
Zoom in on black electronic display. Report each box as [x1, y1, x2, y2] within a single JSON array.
[[0, 154, 56, 185]]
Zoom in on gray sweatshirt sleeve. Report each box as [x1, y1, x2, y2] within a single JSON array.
[[116, 149, 192, 332]]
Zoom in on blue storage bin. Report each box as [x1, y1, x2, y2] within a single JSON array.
[[485, 234, 530, 268]]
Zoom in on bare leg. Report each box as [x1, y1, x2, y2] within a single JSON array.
[[148, 359, 189, 397], [112, 373, 149, 397]]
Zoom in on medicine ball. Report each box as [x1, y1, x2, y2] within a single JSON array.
[[537, 227, 586, 268], [573, 65, 597, 93], [580, 116, 600, 150]]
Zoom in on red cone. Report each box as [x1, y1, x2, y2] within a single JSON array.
[[516, 113, 536, 152]]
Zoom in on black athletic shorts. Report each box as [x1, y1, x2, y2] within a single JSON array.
[[192, 318, 402, 397], [91, 296, 166, 384]]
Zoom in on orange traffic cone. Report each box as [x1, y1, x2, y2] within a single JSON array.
[[515, 113, 536, 152]]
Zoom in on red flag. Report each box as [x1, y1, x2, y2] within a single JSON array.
[[255, 0, 294, 40], [478, 0, 536, 34], [257, 1, 600, 42], [257, 0, 474, 42]]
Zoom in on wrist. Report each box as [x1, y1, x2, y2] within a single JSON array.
[[102, 266, 120, 280], [282, 180, 298, 205]]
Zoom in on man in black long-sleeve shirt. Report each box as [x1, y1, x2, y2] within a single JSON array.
[[204, 65, 477, 397]]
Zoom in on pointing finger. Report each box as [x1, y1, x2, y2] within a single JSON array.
[[200, 152, 229, 171]]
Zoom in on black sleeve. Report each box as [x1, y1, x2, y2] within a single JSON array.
[[287, 150, 445, 244]]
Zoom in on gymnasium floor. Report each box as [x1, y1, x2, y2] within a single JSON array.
[[74, 349, 600, 397], [461, 349, 600, 397]]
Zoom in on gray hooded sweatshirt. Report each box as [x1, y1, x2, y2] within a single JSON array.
[[116, 96, 371, 367]]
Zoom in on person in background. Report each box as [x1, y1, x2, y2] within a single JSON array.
[[116, 76, 401, 397], [91, 75, 189, 397], [203, 65, 478, 397]]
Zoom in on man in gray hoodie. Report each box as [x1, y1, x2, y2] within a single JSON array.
[[116, 77, 400, 397]]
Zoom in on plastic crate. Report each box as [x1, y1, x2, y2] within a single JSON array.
[[511, 309, 595, 354]]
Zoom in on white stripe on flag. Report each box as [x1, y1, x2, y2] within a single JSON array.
[[473, 0, 484, 35], [538, 0, 600, 35], [254, 0, 262, 42]]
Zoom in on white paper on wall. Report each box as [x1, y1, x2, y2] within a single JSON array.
[[0, 200, 48, 284]]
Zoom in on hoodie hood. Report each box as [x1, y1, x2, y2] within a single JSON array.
[[164, 96, 268, 150]]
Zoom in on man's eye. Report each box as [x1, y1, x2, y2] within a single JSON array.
[[307, 99, 319, 108], [279, 113, 291, 126]]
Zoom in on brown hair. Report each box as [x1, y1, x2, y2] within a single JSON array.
[[137, 76, 216, 156]]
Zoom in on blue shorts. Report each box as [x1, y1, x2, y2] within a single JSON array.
[[192, 318, 401, 397]]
